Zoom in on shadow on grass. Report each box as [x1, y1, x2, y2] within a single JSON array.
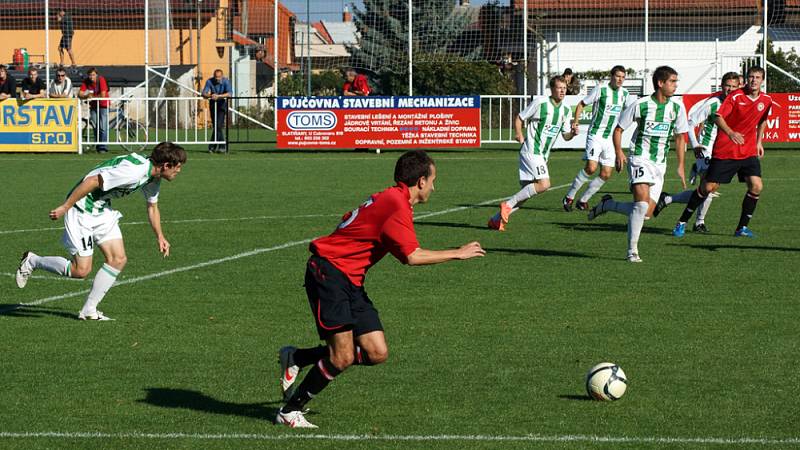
[[667, 243, 800, 253], [558, 394, 593, 402], [551, 221, 666, 235], [139, 388, 283, 422], [484, 247, 594, 259], [0, 304, 77, 320], [456, 204, 552, 212], [415, 221, 489, 231]]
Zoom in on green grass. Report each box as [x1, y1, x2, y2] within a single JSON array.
[[0, 147, 798, 449]]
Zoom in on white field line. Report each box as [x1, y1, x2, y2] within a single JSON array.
[[0, 431, 797, 446], [2, 185, 569, 315], [0, 272, 83, 282], [0, 214, 341, 236]]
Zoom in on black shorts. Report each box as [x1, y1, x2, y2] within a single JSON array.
[[59, 35, 73, 50], [304, 255, 383, 340], [705, 157, 761, 184]]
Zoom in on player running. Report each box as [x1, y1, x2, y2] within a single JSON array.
[[276, 150, 485, 429], [670, 66, 771, 238], [488, 76, 575, 231], [563, 65, 631, 211], [650, 72, 741, 233], [587, 66, 689, 262], [15, 142, 186, 320]]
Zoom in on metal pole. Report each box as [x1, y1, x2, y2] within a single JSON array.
[[644, 0, 649, 94], [763, 0, 768, 90], [307, 0, 311, 97], [45, 0, 50, 85], [197, 0, 202, 90], [556, 31, 560, 75], [408, 0, 413, 95], [714, 38, 719, 90], [273, 0, 278, 129], [146, 0, 150, 128], [523, 0, 528, 98]]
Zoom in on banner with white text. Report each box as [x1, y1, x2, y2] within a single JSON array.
[[276, 96, 481, 149], [0, 98, 79, 152]]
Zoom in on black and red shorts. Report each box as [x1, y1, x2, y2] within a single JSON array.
[[705, 156, 761, 184], [304, 255, 383, 340]]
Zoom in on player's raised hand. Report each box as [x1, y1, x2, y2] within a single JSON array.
[[457, 241, 485, 259], [157, 236, 171, 257], [49, 205, 68, 221]]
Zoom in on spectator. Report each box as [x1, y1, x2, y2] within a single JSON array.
[[58, 9, 77, 67], [21, 68, 47, 100], [498, 52, 517, 78], [49, 68, 73, 98], [79, 68, 110, 153], [562, 68, 581, 95], [343, 68, 370, 96], [202, 69, 232, 153], [0, 65, 16, 100]]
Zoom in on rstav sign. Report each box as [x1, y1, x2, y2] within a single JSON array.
[[276, 96, 481, 149]]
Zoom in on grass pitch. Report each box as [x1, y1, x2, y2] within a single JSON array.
[[0, 147, 798, 449]]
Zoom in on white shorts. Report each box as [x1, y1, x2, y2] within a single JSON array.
[[627, 156, 665, 202], [583, 135, 616, 167], [519, 151, 549, 181], [62, 207, 124, 257]]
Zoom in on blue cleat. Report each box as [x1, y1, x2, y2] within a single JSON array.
[[734, 226, 755, 238], [672, 222, 686, 237]]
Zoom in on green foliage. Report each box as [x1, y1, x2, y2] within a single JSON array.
[[756, 39, 800, 92], [577, 68, 638, 81], [279, 70, 344, 97], [405, 57, 514, 95]]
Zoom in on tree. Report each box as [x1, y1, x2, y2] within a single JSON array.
[[755, 39, 800, 93]]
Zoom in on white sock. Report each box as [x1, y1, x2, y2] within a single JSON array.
[[606, 199, 634, 215], [696, 195, 713, 224], [506, 183, 537, 210], [31, 254, 71, 277], [668, 190, 693, 205], [579, 177, 606, 203], [80, 264, 120, 316], [566, 169, 590, 199], [628, 201, 649, 255]]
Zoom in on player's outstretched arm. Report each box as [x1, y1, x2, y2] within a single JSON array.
[[49, 175, 102, 220], [147, 202, 171, 257], [674, 133, 687, 189], [406, 241, 485, 266], [514, 117, 525, 144], [571, 101, 586, 134], [613, 126, 626, 172], [756, 119, 768, 158]]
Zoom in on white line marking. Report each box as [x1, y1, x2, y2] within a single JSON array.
[[0, 431, 797, 445], [0, 214, 340, 236], [0, 273, 83, 282], [3, 185, 569, 315]]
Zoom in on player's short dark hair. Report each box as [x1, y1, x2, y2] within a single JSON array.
[[611, 65, 626, 77], [150, 142, 187, 167], [652, 65, 677, 91], [550, 75, 567, 90], [721, 71, 740, 85], [394, 150, 434, 187], [747, 66, 765, 78]]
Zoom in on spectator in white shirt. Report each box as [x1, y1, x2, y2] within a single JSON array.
[[49, 68, 73, 98]]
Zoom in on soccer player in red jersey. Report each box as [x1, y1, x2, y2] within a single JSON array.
[[275, 150, 485, 428], [672, 66, 771, 237]]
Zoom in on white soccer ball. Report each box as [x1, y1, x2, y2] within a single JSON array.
[[586, 362, 628, 401]]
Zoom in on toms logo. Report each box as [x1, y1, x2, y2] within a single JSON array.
[[287, 111, 337, 130]]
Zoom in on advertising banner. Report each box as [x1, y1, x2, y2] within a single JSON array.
[[682, 92, 791, 143], [276, 96, 481, 149], [0, 98, 79, 152]]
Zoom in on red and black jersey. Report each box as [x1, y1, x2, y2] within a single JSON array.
[[343, 74, 371, 96], [713, 89, 772, 160], [310, 183, 420, 286]]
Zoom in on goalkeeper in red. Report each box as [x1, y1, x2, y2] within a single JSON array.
[[275, 150, 485, 429], [671, 66, 771, 238]]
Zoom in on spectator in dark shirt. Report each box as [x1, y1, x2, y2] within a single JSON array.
[[0, 65, 17, 100], [58, 9, 77, 67], [202, 69, 232, 153], [563, 68, 581, 95], [21, 68, 47, 100]]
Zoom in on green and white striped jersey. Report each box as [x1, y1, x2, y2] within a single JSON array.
[[519, 96, 571, 160], [583, 83, 630, 139], [68, 153, 160, 215], [687, 95, 723, 155], [618, 95, 690, 166]]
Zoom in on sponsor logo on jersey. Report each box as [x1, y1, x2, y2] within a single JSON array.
[[757, 102, 765, 111], [542, 124, 562, 137], [605, 105, 623, 114], [286, 111, 337, 130], [643, 121, 671, 138]]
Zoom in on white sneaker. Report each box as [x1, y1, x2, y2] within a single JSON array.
[[626, 252, 643, 263], [15, 251, 35, 289], [78, 311, 114, 321], [276, 409, 317, 429], [279, 346, 300, 400]]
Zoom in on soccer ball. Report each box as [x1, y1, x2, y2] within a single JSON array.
[[585, 362, 628, 401]]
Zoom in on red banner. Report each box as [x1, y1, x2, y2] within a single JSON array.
[[276, 96, 481, 149], [682, 92, 798, 142]]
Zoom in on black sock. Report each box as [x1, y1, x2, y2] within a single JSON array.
[[293, 346, 328, 368], [282, 358, 342, 412], [353, 345, 376, 366], [737, 191, 760, 230], [678, 189, 707, 223]]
